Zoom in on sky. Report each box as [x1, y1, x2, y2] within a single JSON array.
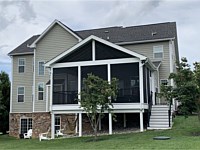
[[0, 0, 200, 77]]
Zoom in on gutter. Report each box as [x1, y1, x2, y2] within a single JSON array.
[[116, 38, 175, 45], [8, 52, 34, 56]]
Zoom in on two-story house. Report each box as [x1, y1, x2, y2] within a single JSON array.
[[8, 20, 179, 138]]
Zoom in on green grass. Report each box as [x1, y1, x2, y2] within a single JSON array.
[[1, 115, 200, 149]]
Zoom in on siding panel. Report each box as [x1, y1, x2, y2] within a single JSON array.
[[34, 24, 79, 112], [12, 55, 33, 112]]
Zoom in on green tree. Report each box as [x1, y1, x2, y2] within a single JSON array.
[[169, 57, 197, 117], [0, 71, 10, 134], [79, 74, 118, 140]]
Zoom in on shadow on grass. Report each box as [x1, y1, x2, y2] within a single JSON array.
[[84, 137, 109, 142]]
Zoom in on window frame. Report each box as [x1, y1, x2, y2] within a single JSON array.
[[55, 115, 61, 134], [153, 45, 164, 59], [38, 82, 44, 100], [20, 117, 32, 134], [160, 79, 168, 86], [38, 61, 45, 76], [17, 86, 25, 103], [18, 58, 26, 73]]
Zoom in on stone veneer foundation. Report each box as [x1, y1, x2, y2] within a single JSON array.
[[9, 113, 93, 138]]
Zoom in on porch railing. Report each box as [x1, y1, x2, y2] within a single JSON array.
[[112, 87, 140, 103], [53, 91, 78, 104]]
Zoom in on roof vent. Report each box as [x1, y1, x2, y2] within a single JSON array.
[[104, 30, 109, 33], [107, 36, 110, 40], [152, 32, 157, 36]]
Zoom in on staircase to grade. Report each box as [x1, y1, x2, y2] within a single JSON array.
[[147, 105, 173, 130]]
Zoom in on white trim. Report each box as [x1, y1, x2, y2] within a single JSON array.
[[107, 64, 111, 83], [30, 20, 82, 48], [92, 40, 95, 61], [18, 58, 26, 73], [10, 56, 13, 113], [78, 66, 81, 105], [116, 38, 175, 45], [46, 85, 50, 112], [38, 61, 45, 76], [50, 68, 53, 111], [37, 82, 44, 101], [151, 71, 155, 105], [45, 35, 146, 67], [52, 58, 140, 68], [153, 45, 164, 59], [8, 52, 34, 56], [139, 62, 144, 104], [17, 86, 25, 103], [33, 49, 36, 112], [169, 40, 174, 86]]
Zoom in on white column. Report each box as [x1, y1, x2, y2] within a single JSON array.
[[75, 113, 78, 133], [152, 72, 155, 105], [50, 68, 53, 111], [79, 113, 82, 137], [123, 113, 126, 128], [139, 62, 144, 105], [92, 40, 95, 61], [99, 116, 101, 131], [140, 111, 144, 132], [78, 66, 81, 105], [107, 64, 111, 82], [109, 113, 112, 135], [51, 112, 55, 139]]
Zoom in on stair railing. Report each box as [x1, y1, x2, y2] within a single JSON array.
[[147, 91, 153, 127], [168, 98, 172, 127]]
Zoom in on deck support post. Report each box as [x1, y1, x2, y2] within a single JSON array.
[[79, 113, 82, 137], [109, 113, 112, 135], [123, 113, 126, 128], [140, 111, 144, 132], [51, 112, 55, 139], [99, 116, 101, 131]]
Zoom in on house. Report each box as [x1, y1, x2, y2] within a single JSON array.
[[8, 20, 179, 138]]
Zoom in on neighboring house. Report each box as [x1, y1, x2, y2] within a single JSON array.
[[8, 20, 179, 138]]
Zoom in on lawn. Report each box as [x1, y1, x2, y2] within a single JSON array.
[[1, 115, 200, 150]]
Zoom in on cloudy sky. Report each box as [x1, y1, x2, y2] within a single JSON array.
[[0, 0, 200, 77]]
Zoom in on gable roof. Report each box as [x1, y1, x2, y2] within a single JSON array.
[[8, 35, 40, 56], [8, 21, 178, 57], [76, 22, 177, 44], [29, 19, 82, 48], [45, 35, 147, 67]]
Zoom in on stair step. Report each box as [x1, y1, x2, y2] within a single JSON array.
[[150, 116, 170, 119], [150, 121, 170, 125], [147, 126, 171, 130], [150, 118, 172, 122]]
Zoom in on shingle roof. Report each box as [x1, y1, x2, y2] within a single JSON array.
[[8, 22, 177, 56], [76, 22, 177, 43], [8, 35, 40, 56]]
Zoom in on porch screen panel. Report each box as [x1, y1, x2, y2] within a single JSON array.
[[57, 42, 92, 63], [53, 67, 78, 104], [111, 63, 139, 103], [95, 41, 134, 60], [81, 65, 107, 88]]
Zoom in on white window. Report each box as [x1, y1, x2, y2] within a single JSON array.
[[18, 87, 25, 102], [38, 83, 44, 100], [38, 61, 45, 75], [160, 79, 168, 86], [153, 45, 163, 59], [18, 58, 25, 73], [20, 118, 32, 134]]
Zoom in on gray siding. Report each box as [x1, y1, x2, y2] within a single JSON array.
[[34, 23, 79, 112], [122, 41, 170, 84], [12, 55, 33, 112]]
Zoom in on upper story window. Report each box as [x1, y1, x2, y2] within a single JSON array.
[[38, 83, 44, 100], [18, 58, 25, 73], [38, 61, 45, 75], [160, 79, 168, 86], [153, 45, 163, 59], [18, 86, 25, 102]]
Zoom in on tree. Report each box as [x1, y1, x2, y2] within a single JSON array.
[[168, 57, 198, 117], [79, 74, 118, 140], [0, 71, 10, 134]]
